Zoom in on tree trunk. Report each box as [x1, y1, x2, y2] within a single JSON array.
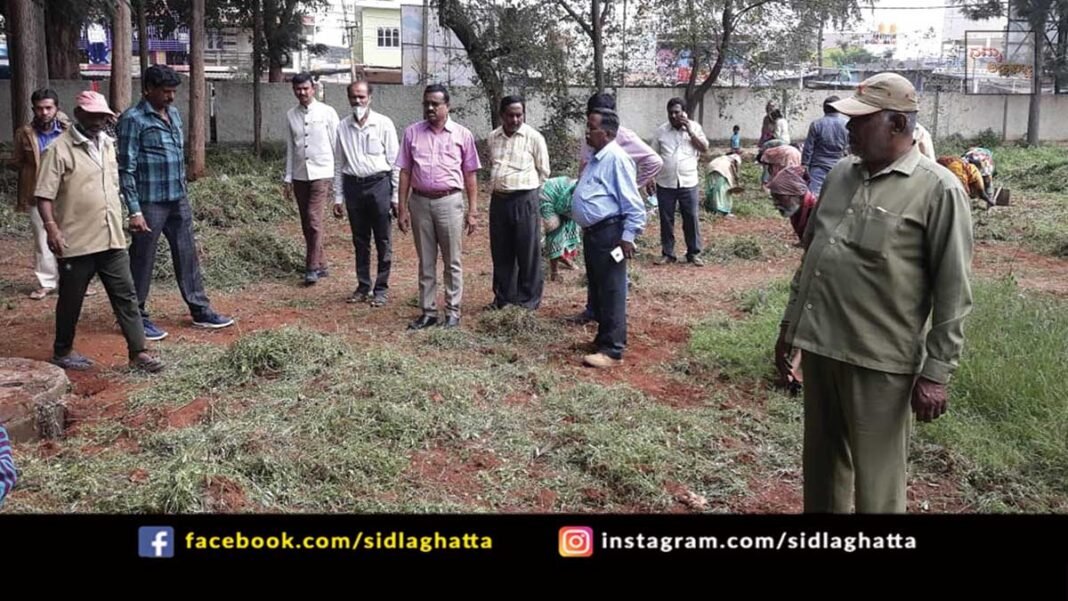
[[686, 0, 732, 112], [1056, 9, 1067, 94], [253, 0, 264, 156], [111, 0, 133, 113], [188, 0, 207, 179], [269, 62, 284, 82], [817, 18, 824, 68], [592, 0, 605, 92], [138, 0, 149, 76], [9, 0, 48, 131], [437, 0, 505, 129], [1027, 14, 1045, 147], [43, 3, 81, 79]]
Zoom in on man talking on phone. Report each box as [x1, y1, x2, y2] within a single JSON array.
[[571, 108, 646, 369], [651, 97, 709, 266]]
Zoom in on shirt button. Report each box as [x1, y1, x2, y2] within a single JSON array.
[[805, 303, 813, 310], [829, 238, 836, 244], [863, 181, 870, 186], [815, 270, 822, 277], [846, 208, 854, 214]]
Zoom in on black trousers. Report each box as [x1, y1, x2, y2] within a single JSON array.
[[583, 218, 627, 359], [489, 188, 543, 309], [343, 173, 393, 297], [657, 185, 702, 260], [128, 197, 212, 319], [55, 249, 146, 358]]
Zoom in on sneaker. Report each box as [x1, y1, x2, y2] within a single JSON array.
[[143, 319, 169, 341], [347, 290, 371, 304], [192, 311, 234, 329], [688, 256, 705, 267], [653, 255, 677, 265], [583, 352, 623, 368], [304, 270, 319, 285], [316, 267, 329, 278]]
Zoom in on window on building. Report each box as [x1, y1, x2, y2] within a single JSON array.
[[377, 27, 399, 48]]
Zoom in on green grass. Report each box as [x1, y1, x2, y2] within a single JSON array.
[[688, 280, 791, 382], [6, 326, 751, 513], [923, 278, 1068, 511]]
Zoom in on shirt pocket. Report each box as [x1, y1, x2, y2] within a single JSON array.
[[850, 205, 901, 258], [366, 137, 385, 156], [140, 128, 168, 157]]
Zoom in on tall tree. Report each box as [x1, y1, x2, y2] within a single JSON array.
[[43, 0, 104, 79], [111, 0, 133, 112], [253, 0, 264, 156], [638, 0, 861, 113], [552, 0, 613, 91], [435, 0, 576, 129], [137, 0, 149, 74], [8, 0, 49, 130], [189, 0, 207, 179]]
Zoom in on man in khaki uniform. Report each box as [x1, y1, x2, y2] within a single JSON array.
[[35, 91, 163, 373], [774, 73, 973, 513]]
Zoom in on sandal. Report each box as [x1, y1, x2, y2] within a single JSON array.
[[130, 354, 165, 373], [29, 287, 55, 300], [369, 296, 387, 308], [50, 352, 94, 371], [346, 291, 370, 304]]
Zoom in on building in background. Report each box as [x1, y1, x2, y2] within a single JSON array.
[[400, 1, 476, 86]]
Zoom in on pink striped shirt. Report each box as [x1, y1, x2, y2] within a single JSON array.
[[396, 118, 482, 194]]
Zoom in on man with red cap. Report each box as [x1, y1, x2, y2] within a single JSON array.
[[774, 73, 973, 513], [33, 91, 164, 373]]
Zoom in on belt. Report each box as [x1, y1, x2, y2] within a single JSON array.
[[414, 188, 461, 199], [583, 214, 624, 234], [344, 171, 389, 184]]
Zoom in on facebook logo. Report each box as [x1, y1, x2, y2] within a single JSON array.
[[138, 526, 175, 558]]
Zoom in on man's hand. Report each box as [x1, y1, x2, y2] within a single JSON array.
[[129, 214, 151, 233], [45, 223, 66, 257], [774, 325, 795, 386], [283, 183, 293, 202], [645, 181, 658, 196], [911, 377, 949, 422], [620, 240, 636, 259], [465, 212, 478, 236], [680, 113, 692, 133], [397, 209, 411, 234], [332, 203, 345, 219]]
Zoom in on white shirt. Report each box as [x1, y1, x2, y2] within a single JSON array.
[[333, 109, 400, 205], [774, 118, 791, 144], [284, 99, 340, 183], [652, 120, 708, 189]]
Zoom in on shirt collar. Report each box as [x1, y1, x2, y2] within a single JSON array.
[[34, 119, 63, 135], [298, 98, 318, 112], [851, 144, 922, 179], [138, 99, 176, 123], [349, 109, 378, 128], [594, 140, 619, 161], [69, 125, 110, 146]]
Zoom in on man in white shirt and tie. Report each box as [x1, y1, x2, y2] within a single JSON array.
[[651, 97, 709, 266], [333, 80, 399, 307], [284, 72, 339, 285]]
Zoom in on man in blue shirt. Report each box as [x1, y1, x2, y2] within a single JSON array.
[[118, 65, 233, 341], [571, 108, 646, 369], [800, 96, 849, 195]]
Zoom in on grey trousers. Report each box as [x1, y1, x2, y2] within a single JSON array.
[[409, 191, 464, 319]]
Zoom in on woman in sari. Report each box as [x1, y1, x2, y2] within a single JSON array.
[[704, 153, 742, 215], [540, 176, 582, 282], [768, 165, 817, 243], [937, 156, 991, 206], [760, 143, 802, 188]]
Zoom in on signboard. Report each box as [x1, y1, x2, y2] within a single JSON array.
[[965, 29, 1034, 94]]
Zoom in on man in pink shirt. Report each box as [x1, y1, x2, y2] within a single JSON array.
[[396, 84, 482, 330]]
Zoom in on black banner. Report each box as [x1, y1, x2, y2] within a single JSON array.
[[1, 514, 1066, 586]]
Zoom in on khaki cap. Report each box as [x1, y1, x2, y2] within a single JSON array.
[[830, 72, 918, 116]]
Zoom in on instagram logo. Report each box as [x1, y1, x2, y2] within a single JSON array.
[[559, 526, 594, 557]]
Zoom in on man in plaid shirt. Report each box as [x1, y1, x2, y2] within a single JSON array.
[[117, 65, 233, 341]]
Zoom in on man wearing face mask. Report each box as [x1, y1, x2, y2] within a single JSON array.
[[333, 80, 399, 307], [34, 91, 164, 373]]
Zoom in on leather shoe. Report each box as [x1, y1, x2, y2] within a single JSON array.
[[407, 315, 439, 330], [442, 316, 461, 329]]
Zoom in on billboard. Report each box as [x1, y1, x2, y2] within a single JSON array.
[[965, 29, 1034, 94]]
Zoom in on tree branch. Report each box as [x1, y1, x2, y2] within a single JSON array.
[[552, 0, 593, 37], [731, 0, 777, 25], [600, 0, 611, 28]]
